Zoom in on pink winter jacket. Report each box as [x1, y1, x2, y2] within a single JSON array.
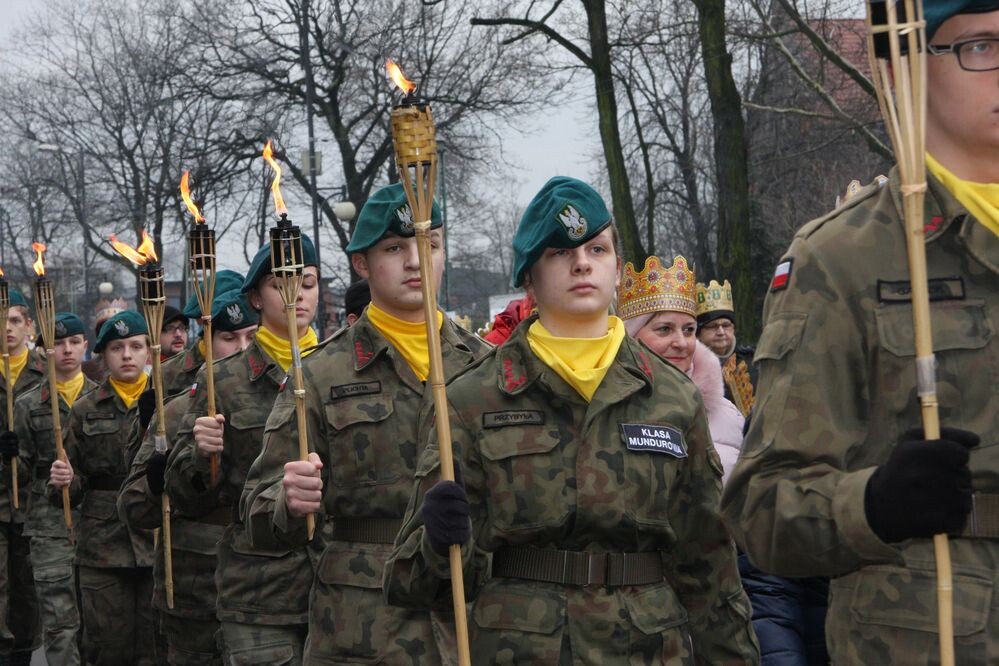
[[686, 340, 745, 483]]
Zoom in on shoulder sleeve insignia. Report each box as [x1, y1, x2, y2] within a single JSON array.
[[769, 259, 793, 292]]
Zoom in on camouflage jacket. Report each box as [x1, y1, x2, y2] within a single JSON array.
[[165, 338, 311, 625], [386, 317, 758, 664], [1, 352, 46, 523], [720, 169, 998, 661], [14, 376, 97, 536], [161, 342, 204, 398], [118, 389, 223, 618], [241, 313, 489, 663], [48, 378, 155, 568]]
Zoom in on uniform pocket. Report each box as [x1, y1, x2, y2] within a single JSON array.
[[227, 642, 295, 665], [324, 395, 398, 487], [82, 491, 118, 520], [315, 542, 389, 590], [472, 579, 564, 664], [624, 582, 693, 664], [479, 426, 569, 532]]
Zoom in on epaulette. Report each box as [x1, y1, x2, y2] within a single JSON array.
[[308, 324, 351, 354], [796, 175, 887, 240], [444, 343, 498, 388]]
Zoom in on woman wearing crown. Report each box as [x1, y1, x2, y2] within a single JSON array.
[[617, 255, 745, 482]]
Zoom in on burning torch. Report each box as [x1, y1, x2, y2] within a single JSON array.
[[108, 230, 175, 609], [30, 244, 74, 536], [261, 140, 314, 540], [0, 264, 18, 510], [387, 58, 470, 666], [181, 172, 220, 485]]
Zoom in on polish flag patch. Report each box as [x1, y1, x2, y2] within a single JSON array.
[[770, 259, 793, 292]]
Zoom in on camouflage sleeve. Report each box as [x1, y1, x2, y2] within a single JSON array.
[[164, 370, 221, 516], [664, 401, 759, 664], [48, 404, 84, 508], [241, 377, 325, 550], [720, 239, 902, 577], [117, 422, 162, 531], [383, 400, 488, 612], [12, 395, 34, 483]]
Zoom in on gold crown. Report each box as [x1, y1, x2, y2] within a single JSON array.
[[618, 255, 697, 320], [695, 279, 734, 316], [94, 297, 128, 322]]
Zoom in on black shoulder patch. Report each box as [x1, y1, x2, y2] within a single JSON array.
[[877, 277, 965, 303], [330, 381, 382, 400], [620, 423, 687, 458], [482, 410, 545, 429]]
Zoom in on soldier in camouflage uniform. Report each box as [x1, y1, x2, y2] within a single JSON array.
[[241, 184, 490, 664], [165, 240, 321, 665], [385, 177, 758, 664], [14, 313, 96, 666], [721, 4, 999, 663], [0, 291, 43, 665], [161, 270, 248, 398], [49, 310, 158, 665], [118, 288, 258, 665]]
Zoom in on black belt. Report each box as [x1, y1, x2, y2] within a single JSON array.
[[88, 475, 126, 491], [491, 546, 664, 587], [961, 493, 999, 539], [331, 517, 402, 544]]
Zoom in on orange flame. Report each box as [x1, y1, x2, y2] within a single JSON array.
[[262, 140, 288, 216], [386, 59, 416, 95], [109, 230, 158, 266], [180, 171, 205, 223], [0, 265, 4, 278], [32, 242, 47, 277]]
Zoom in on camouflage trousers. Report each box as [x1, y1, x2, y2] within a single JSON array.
[[220, 620, 306, 666], [78, 565, 158, 665], [29, 535, 80, 666], [0, 521, 39, 656], [826, 539, 999, 665], [160, 612, 221, 665]]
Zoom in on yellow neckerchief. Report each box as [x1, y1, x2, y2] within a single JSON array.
[[2, 347, 29, 389], [56, 371, 86, 408], [366, 302, 443, 382], [254, 324, 318, 373], [109, 373, 149, 409], [527, 316, 626, 402], [197, 338, 207, 359], [926, 153, 999, 237]]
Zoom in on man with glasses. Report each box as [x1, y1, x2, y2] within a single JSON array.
[[696, 279, 756, 418], [160, 306, 189, 361], [722, 1, 999, 662]]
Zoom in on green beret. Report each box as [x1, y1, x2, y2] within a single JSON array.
[[345, 183, 442, 253], [241, 234, 317, 293], [7, 288, 28, 309], [926, 1, 999, 40], [183, 270, 246, 318], [94, 310, 148, 353], [54, 313, 86, 340], [211, 289, 259, 333], [511, 176, 612, 288]]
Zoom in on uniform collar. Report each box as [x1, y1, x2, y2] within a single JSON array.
[[495, 314, 655, 398], [94, 378, 132, 413], [244, 338, 279, 383], [182, 344, 204, 372], [39, 374, 97, 407]]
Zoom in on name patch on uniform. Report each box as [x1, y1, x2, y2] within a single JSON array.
[[482, 410, 545, 429], [330, 381, 381, 400], [86, 412, 116, 421], [877, 277, 965, 303], [620, 423, 686, 458]]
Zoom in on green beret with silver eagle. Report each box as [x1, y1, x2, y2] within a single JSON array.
[[94, 310, 147, 353], [345, 183, 442, 253], [241, 234, 317, 293], [211, 289, 259, 333], [54, 312, 86, 340], [511, 176, 612, 288], [183, 270, 247, 318], [6, 288, 29, 310]]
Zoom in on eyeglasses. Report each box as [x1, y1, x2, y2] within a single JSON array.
[[163, 322, 188, 335], [927, 38, 999, 72]]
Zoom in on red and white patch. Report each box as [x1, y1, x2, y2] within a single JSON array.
[[188, 382, 198, 397], [770, 259, 793, 292]]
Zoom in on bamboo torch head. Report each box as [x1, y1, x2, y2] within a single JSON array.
[[261, 140, 304, 307], [182, 171, 216, 317], [0, 267, 9, 329], [30, 243, 56, 351], [387, 59, 438, 228], [108, 230, 165, 344]]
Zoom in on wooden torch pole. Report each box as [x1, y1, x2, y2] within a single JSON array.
[[0, 277, 17, 510]]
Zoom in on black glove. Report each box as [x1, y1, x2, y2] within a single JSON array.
[[146, 451, 168, 496], [137, 389, 157, 433], [865, 427, 979, 543], [0, 431, 18, 461], [422, 466, 471, 556]]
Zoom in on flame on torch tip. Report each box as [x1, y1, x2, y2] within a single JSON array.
[[180, 171, 205, 223], [32, 242, 47, 277], [109, 230, 158, 266], [386, 59, 417, 95], [262, 140, 288, 217], [0, 265, 4, 278]]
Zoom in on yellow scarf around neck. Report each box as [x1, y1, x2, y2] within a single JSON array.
[[197, 338, 207, 359], [3, 347, 29, 389], [56, 372, 86, 408], [109, 373, 148, 409], [527, 316, 626, 402], [366, 303, 443, 382], [927, 153, 999, 237], [254, 324, 319, 373]]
